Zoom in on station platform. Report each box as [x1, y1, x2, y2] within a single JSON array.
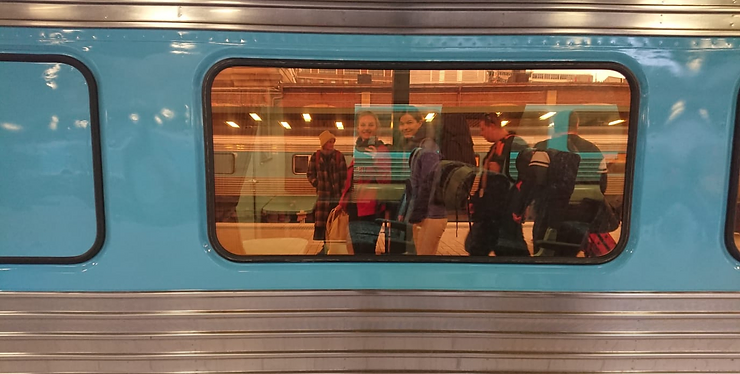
[[216, 222, 621, 257]]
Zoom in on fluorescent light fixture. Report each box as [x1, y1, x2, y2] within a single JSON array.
[[225, 121, 239, 128], [335, 121, 344, 130], [500, 120, 509, 127], [302, 113, 312, 122], [249, 113, 262, 121], [608, 119, 625, 126], [280, 121, 291, 129], [424, 113, 436, 122], [548, 122, 554, 127], [539, 111, 556, 120]]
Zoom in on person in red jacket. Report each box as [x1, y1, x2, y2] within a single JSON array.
[[339, 111, 390, 254]]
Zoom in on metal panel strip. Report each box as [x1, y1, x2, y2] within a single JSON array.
[[1, 291, 740, 372], [0, 1, 739, 35]]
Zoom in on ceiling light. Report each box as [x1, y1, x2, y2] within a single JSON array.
[[500, 120, 509, 127], [608, 119, 625, 126], [539, 112, 556, 120], [335, 121, 344, 130], [302, 113, 312, 122], [424, 113, 436, 122], [249, 113, 262, 121], [225, 121, 239, 128], [280, 121, 291, 129]]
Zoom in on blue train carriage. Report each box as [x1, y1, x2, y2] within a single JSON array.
[[2, 1, 740, 373]]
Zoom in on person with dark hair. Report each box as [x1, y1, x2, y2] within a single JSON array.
[[465, 112, 530, 257], [393, 106, 447, 255], [478, 112, 528, 175], [534, 111, 607, 193], [531, 110, 611, 256], [338, 111, 390, 254], [308, 130, 348, 241], [395, 106, 435, 151], [407, 140, 447, 255], [438, 113, 476, 165]]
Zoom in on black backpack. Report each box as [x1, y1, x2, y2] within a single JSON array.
[[434, 160, 477, 212]]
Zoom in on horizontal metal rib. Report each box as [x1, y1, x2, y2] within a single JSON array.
[[4, 290, 740, 313], [0, 1, 739, 35], [1, 291, 740, 373]]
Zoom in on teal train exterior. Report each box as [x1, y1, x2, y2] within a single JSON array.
[[1, 1, 740, 372]]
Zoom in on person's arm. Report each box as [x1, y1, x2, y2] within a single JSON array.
[[336, 151, 347, 196], [338, 151, 348, 191], [598, 157, 608, 194], [307, 152, 318, 188], [375, 143, 392, 184], [339, 161, 354, 209]]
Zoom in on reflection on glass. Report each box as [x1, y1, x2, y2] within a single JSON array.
[[211, 67, 630, 259], [1, 61, 97, 258]]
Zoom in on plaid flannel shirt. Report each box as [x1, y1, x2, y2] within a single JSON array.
[[307, 150, 347, 228]]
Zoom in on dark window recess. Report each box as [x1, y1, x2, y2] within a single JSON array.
[[293, 154, 310, 174]]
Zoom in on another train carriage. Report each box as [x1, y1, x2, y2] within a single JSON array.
[[2, 0, 740, 373]]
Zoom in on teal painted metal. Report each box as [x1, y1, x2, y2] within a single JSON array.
[[0, 60, 98, 259], [0, 29, 738, 291]]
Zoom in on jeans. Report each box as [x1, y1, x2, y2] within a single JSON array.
[[349, 215, 382, 255]]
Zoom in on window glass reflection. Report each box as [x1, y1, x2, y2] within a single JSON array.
[[210, 67, 630, 259]]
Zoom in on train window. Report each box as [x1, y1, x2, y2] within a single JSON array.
[[0, 57, 102, 263], [207, 65, 633, 261], [292, 155, 311, 175], [214, 152, 236, 174]]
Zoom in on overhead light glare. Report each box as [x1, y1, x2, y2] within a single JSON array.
[[302, 113, 312, 122], [539, 111, 556, 120], [249, 113, 262, 121], [608, 119, 626, 126], [335, 121, 344, 130], [225, 121, 239, 128], [548, 122, 554, 127], [500, 120, 509, 127], [280, 121, 291, 129], [424, 113, 436, 122]]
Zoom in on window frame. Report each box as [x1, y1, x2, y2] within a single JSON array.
[[0, 54, 105, 264], [292, 154, 311, 175], [724, 94, 740, 262], [203, 59, 639, 264]]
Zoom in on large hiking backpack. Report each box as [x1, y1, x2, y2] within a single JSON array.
[[433, 160, 477, 211]]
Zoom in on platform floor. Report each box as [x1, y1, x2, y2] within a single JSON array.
[[216, 222, 622, 256]]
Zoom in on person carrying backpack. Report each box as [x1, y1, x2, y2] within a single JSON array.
[[532, 110, 616, 257], [478, 113, 528, 176], [395, 107, 448, 255], [465, 113, 530, 257]]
